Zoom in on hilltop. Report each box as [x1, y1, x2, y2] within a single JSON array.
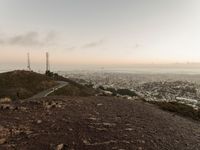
[[0, 70, 98, 100], [0, 70, 57, 100]]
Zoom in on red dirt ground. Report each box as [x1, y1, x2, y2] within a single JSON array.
[[0, 96, 200, 150]]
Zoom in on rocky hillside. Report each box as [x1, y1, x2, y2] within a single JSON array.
[[0, 96, 199, 150]]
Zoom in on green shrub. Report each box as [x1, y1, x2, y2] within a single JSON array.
[[150, 101, 200, 120], [117, 89, 137, 96]]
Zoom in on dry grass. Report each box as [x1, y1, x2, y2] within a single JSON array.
[[0, 70, 57, 100], [50, 84, 97, 97]]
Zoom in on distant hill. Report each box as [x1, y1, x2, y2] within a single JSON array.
[[0, 70, 57, 100]]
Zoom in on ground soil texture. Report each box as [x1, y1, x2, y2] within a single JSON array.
[[0, 96, 200, 150]]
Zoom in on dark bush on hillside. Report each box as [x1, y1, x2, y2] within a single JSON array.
[[103, 87, 137, 97], [85, 83, 94, 88], [45, 70, 59, 78], [149, 101, 200, 120], [106, 88, 117, 96], [117, 89, 137, 96], [98, 86, 105, 90]]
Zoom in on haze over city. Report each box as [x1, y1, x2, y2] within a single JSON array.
[[1, 0, 200, 70]]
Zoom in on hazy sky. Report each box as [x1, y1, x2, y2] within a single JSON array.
[[1, 0, 200, 69]]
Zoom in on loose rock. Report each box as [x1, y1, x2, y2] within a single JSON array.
[[0, 138, 6, 145]]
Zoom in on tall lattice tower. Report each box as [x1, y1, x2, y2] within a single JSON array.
[[27, 52, 31, 71], [46, 52, 50, 72]]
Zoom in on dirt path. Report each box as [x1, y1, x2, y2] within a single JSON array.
[[27, 81, 68, 100], [0, 96, 200, 150]]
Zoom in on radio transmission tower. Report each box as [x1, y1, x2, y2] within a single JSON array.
[[27, 52, 31, 71], [46, 52, 50, 72]]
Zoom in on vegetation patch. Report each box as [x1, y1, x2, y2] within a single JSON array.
[[149, 101, 200, 121], [99, 86, 137, 97], [48, 73, 98, 96], [49, 84, 96, 96]]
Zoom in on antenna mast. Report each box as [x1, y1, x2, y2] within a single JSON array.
[[27, 52, 31, 71], [46, 52, 50, 72]]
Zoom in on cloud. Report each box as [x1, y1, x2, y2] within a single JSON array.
[[0, 39, 4, 44], [64, 39, 106, 51], [8, 32, 42, 46], [82, 39, 104, 48], [134, 43, 142, 49], [44, 31, 57, 43], [65, 46, 77, 51], [0, 31, 57, 47]]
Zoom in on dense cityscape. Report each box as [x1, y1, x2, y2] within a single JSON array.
[[61, 71, 200, 110]]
